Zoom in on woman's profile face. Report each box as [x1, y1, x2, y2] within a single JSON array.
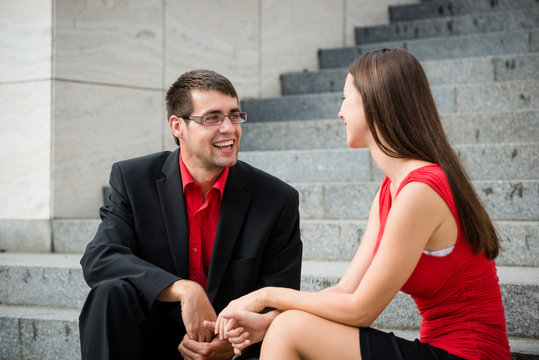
[[339, 74, 370, 149]]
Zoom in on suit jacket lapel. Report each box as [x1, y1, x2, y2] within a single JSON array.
[[206, 162, 252, 302], [156, 148, 189, 278]]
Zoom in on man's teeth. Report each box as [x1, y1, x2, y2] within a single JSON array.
[[214, 140, 233, 147]]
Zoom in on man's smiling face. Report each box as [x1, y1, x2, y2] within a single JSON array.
[[177, 89, 242, 177]]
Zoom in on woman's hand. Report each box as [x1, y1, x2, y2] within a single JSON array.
[[206, 310, 279, 356], [214, 288, 268, 341]]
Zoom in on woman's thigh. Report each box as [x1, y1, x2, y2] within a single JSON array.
[[260, 310, 361, 360]]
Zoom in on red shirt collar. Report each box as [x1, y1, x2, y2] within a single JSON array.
[[179, 152, 229, 195]]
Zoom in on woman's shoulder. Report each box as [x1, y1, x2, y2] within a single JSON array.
[[399, 164, 448, 193]]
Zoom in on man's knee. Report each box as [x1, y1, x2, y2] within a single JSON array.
[[80, 279, 144, 324], [89, 279, 137, 300]]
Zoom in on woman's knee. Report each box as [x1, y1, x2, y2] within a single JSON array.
[[267, 310, 313, 337]]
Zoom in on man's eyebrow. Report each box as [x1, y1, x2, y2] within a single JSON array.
[[204, 107, 241, 114]]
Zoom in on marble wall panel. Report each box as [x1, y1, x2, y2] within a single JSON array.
[[164, 0, 259, 99], [53, 80, 164, 218], [260, 0, 344, 97], [0, 81, 51, 219], [0, 0, 52, 82], [54, 0, 163, 89]]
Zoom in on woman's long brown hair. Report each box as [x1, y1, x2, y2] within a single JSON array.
[[349, 48, 500, 259]]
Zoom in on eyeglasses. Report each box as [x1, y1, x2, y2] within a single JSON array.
[[181, 111, 247, 126]]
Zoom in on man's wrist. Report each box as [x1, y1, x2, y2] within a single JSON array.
[[174, 279, 204, 303]]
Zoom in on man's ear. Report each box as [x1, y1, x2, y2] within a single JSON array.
[[169, 115, 183, 139]]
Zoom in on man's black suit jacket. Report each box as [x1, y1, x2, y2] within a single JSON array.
[[81, 148, 302, 317]]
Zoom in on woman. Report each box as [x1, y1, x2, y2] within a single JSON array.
[[211, 48, 510, 359]]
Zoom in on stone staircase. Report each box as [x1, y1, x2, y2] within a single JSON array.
[[0, 0, 537, 359]]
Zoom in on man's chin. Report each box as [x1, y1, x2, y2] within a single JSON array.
[[214, 157, 238, 169]]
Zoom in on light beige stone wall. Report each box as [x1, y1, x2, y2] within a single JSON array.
[[0, 0, 417, 250], [0, 0, 53, 250]]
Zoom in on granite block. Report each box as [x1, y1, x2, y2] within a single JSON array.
[[240, 119, 347, 151], [373, 292, 421, 330], [476, 180, 539, 221], [389, 0, 538, 22], [323, 183, 380, 219], [241, 93, 343, 122], [356, 8, 539, 45], [532, 29, 539, 52], [281, 68, 348, 96], [407, 31, 531, 61], [431, 85, 455, 114], [0, 220, 51, 253], [239, 149, 371, 183], [422, 57, 493, 85], [494, 53, 539, 82], [300, 260, 346, 291], [501, 277, 539, 338], [455, 143, 538, 181], [442, 111, 539, 145], [0, 253, 88, 308], [497, 221, 539, 267], [456, 80, 538, 113], [52, 219, 100, 253], [293, 184, 325, 219], [301, 220, 368, 261], [19, 315, 80, 360], [0, 316, 22, 360]]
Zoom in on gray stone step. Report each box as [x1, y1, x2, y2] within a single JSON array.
[[47, 215, 539, 267], [239, 143, 539, 183], [300, 219, 539, 267], [22, 211, 539, 268], [355, 8, 539, 45], [241, 111, 539, 151], [301, 261, 539, 339], [295, 180, 538, 221], [0, 255, 536, 340], [318, 29, 536, 69], [241, 79, 538, 122], [0, 306, 537, 360], [0, 305, 80, 360], [388, 0, 538, 22], [281, 53, 539, 95], [0, 253, 88, 309]]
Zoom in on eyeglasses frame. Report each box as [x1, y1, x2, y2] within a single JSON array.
[[180, 112, 247, 126]]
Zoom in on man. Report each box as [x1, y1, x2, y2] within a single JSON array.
[[79, 69, 302, 359]]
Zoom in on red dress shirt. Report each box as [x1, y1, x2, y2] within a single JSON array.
[[179, 154, 229, 289]]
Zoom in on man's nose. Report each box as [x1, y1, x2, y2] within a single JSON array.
[[219, 116, 235, 131]]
